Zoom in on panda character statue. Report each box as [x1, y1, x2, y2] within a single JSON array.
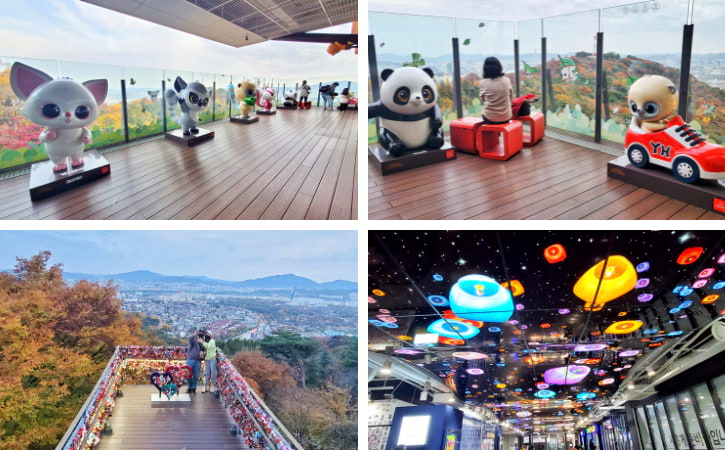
[[369, 67, 444, 157], [164, 76, 210, 135], [283, 89, 298, 108]]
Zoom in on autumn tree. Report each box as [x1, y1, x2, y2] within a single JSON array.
[[260, 331, 321, 389]]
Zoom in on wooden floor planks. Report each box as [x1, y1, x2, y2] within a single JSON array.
[[368, 137, 724, 220], [99, 385, 246, 450], [0, 108, 357, 220]]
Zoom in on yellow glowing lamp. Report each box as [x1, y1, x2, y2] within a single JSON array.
[[371, 289, 386, 296], [501, 279, 525, 296], [702, 294, 720, 304], [573, 255, 637, 311], [604, 320, 644, 334]]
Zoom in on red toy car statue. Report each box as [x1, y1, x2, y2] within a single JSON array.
[[625, 115, 725, 183]]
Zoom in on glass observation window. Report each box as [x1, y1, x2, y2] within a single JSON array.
[[637, 406, 655, 450], [676, 391, 707, 449], [655, 401, 677, 449], [665, 396, 689, 449], [693, 383, 725, 450], [646, 404, 666, 450]]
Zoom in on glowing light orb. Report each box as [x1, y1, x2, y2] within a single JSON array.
[[599, 378, 615, 386], [585, 359, 601, 365], [636, 262, 650, 272], [642, 328, 659, 335], [449, 274, 514, 323], [443, 309, 484, 328], [677, 247, 704, 265], [524, 355, 545, 365], [515, 303, 525, 311], [618, 311, 628, 317], [508, 320, 519, 325], [635, 278, 650, 288], [427, 319, 480, 339], [558, 308, 571, 315], [673, 285, 685, 294], [679, 286, 694, 296], [517, 411, 533, 417], [377, 315, 397, 322], [535, 390, 557, 398], [699, 268, 715, 278], [368, 297, 377, 304], [613, 367, 624, 372], [703, 294, 720, 304], [384, 322, 399, 328], [638, 293, 654, 302], [496, 383, 507, 388], [540, 323, 552, 329], [379, 309, 390, 314], [544, 244, 567, 264], [536, 382, 549, 389], [398, 335, 413, 341], [574, 343, 607, 352], [573, 255, 637, 311], [679, 300, 693, 308], [693, 279, 709, 289], [427, 295, 449, 307], [593, 369, 607, 376], [714, 281, 725, 290], [395, 348, 423, 355], [520, 325, 528, 330], [488, 327, 502, 333], [438, 336, 466, 345], [577, 392, 596, 400], [433, 273, 444, 281], [544, 366, 590, 385], [452, 352, 487, 360], [368, 320, 384, 326], [669, 308, 681, 314], [501, 279, 525, 296], [605, 320, 644, 334], [619, 350, 640, 357], [466, 368, 484, 375], [667, 330, 684, 337], [371, 289, 386, 296]]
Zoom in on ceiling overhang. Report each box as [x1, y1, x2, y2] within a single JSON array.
[[272, 32, 357, 44], [81, 0, 357, 48]]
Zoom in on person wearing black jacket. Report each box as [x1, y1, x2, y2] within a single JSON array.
[[186, 329, 204, 394], [320, 82, 339, 110]]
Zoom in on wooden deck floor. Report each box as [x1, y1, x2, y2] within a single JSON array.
[[99, 385, 246, 450], [368, 137, 725, 220], [0, 108, 357, 220]]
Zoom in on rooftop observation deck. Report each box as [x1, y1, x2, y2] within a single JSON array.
[[0, 108, 357, 220], [369, 135, 725, 220], [57, 346, 302, 450]]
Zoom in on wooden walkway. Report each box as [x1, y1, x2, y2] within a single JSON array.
[[368, 137, 725, 220], [0, 108, 357, 220], [99, 385, 246, 450]]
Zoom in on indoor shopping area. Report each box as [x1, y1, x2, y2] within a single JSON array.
[[368, 230, 725, 449]]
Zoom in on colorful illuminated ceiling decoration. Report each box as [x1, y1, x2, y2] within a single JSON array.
[[368, 231, 725, 433]]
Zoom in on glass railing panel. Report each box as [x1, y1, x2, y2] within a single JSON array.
[[455, 18, 515, 119], [214, 73, 233, 119], [193, 72, 215, 124], [518, 19, 543, 112], [544, 10, 600, 137], [601, 0, 688, 143], [123, 66, 164, 140]]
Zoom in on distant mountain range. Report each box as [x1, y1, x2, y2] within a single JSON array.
[[60, 270, 357, 290]]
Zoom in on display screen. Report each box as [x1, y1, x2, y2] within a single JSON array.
[[397, 415, 431, 446]]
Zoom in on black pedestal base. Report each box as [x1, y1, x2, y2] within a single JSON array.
[[368, 143, 456, 175], [29, 150, 110, 201], [607, 155, 725, 215], [164, 128, 215, 146], [256, 110, 276, 115], [277, 105, 298, 110], [230, 115, 259, 124]]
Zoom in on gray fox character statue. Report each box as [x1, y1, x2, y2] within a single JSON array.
[[368, 67, 444, 157], [164, 76, 210, 136]]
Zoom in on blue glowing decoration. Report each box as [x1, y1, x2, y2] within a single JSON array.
[[669, 307, 682, 314], [667, 330, 684, 337], [642, 328, 659, 335], [679, 286, 694, 296], [368, 320, 384, 326], [577, 392, 596, 400], [714, 281, 725, 290], [678, 300, 693, 309], [449, 274, 514, 323], [427, 319, 480, 339], [433, 274, 444, 282], [636, 262, 650, 272], [427, 295, 449, 307], [488, 327, 502, 333], [384, 322, 399, 328], [673, 285, 685, 294], [535, 390, 556, 399], [496, 362, 507, 367]]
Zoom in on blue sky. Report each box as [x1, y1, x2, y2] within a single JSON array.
[[0, 0, 357, 81], [0, 230, 357, 282]]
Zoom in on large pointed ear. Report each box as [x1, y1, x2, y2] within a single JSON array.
[[174, 76, 187, 93], [10, 62, 53, 100], [381, 69, 394, 81], [83, 79, 108, 105], [422, 67, 435, 79]]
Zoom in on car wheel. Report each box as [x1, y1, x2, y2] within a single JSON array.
[[627, 144, 649, 168], [672, 156, 700, 184]]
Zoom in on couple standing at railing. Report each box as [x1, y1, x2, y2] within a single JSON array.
[[186, 328, 218, 394]]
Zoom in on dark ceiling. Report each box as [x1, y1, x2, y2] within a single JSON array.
[[368, 230, 725, 432]]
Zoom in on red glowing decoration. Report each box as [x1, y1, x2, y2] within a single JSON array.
[[540, 323, 552, 329], [501, 279, 525, 296], [439, 336, 466, 345], [585, 358, 601, 365], [702, 294, 720, 304], [677, 247, 704, 265], [544, 244, 567, 264], [443, 309, 485, 328]]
